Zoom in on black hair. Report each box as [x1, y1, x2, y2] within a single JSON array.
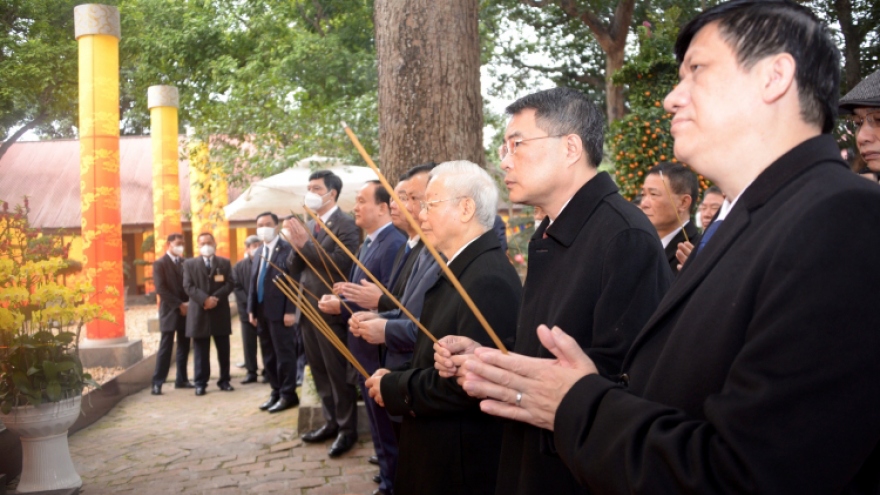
[[256, 211, 279, 225], [647, 162, 700, 214], [703, 185, 723, 199], [167, 233, 184, 243], [309, 170, 343, 200], [365, 180, 391, 208], [675, 0, 840, 133], [197, 232, 215, 243], [505, 87, 605, 167], [402, 162, 438, 180]]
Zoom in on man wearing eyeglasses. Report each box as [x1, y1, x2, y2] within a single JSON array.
[[839, 69, 880, 179], [434, 87, 671, 494]]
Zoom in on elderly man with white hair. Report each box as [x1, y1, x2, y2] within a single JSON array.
[[364, 160, 522, 495]]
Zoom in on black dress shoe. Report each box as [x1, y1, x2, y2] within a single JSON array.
[[261, 376, 270, 383], [151, 384, 162, 395], [372, 489, 389, 495], [218, 382, 235, 391], [259, 396, 279, 411], [368, 455, 379, 465], [302, 424, 338, 443], [241, 374, 258, 384], [328, 433, 357, 458], [372, 474, 381, 484], [267, 397, 299, 413], [175, 381, 195, 389], [195, 386, 207, 396]]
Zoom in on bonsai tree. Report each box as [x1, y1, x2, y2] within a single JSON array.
[[0, 198, 111, 414]]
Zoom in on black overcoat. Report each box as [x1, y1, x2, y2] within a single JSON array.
[[555, 135, 880, 494], [153, 253, 188, 333], [381, 230, 522, 495], [183, 256, 233, 339], [496, 172, 672, 495], [231, 255, 253, 323], [664, 221, 700, 275]]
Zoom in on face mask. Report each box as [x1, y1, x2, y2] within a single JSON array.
[[257, 226, 277, 243], [171, 245, 185, 256], [304, 191, 330, 210], [281, 228, 292, 240], [199, 244, 215, 257]]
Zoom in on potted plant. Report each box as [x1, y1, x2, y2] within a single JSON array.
[[0, 198, 110, 493]]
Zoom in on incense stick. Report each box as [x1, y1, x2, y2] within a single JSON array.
[[289, 210, 351, 285], [340, 122, 507, 353], [277, 230, 355, 314]]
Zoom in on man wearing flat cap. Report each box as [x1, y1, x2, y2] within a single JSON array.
[[839, 69, 880, 179]]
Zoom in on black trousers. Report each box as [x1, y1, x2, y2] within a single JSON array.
[[152, 326, 190, 386], [257, 305, 300, 401], [192, 335, 231, 387], [239, 314, 259, 376], [302, 318, 358, 435]]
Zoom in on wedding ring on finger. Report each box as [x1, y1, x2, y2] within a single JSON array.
[[515, 391, 523, 407]]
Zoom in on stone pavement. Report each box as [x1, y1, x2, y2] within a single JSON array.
[[68, 319, 379, 495]]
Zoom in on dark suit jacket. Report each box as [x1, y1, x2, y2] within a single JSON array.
[[182, 256, 233, 339], [663, 221, 700, 275], [555, 135, 880, 494], [287, 208, 359, 325], [345, 223, 406, 375], [377, 240, 424, 313], [497, 171, 672, 495], [380, 249, 442, 371], [248, 238, 296, 322], [382, 230, 522, 495], [232, 256, 253, 323], [153, 253, 189, 333]]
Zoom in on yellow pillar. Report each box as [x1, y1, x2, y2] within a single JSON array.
[[188, 140, 230, 258], [76, 4, 125, 341], [148, 85, 183, 259]]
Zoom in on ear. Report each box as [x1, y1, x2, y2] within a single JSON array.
[[679, 194, 693, 213], [564, 134, 586, 167], [459, 197, 476, 224], [759, 53, 796, 105]]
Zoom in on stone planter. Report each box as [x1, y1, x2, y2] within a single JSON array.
[[0, 395, 82, 493]]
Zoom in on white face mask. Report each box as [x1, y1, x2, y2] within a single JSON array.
[[304, 191, 330, 210], [281, 228, 292, 240], [257, 226, 277, 243], [199, 244, 215, 257], [171, 245, 185, 256]]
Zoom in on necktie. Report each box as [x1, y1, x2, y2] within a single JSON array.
[[175, 257, 182, 267], [204, 257, 211, 269], [314, 222, 321, 235], [257, 246, 268, 303], [695, 219, 723, 257], [359, 237, 373, 262], [404, 243, 412, 256]]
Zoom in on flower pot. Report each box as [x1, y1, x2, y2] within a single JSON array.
[[0, 395, 83, 493]]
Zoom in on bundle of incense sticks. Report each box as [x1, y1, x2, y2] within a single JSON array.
[[276, 231, 355, 315], [271, 275, 369, 379], [303, 206, 438, 344], [340, 122, 508, 353]]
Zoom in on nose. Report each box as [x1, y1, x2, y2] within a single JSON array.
[[499, 153, 513, 172], [664, 81, 686, 114]]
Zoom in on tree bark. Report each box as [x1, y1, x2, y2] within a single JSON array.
[[833, 0, 862, 92], [374, 0, 484, 182]]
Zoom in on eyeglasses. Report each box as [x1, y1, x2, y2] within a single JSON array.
[[845, 111, 880, 129], [397, 193, 409, 202], [497, 135, 566, 160], [419, 197, 461, 211]]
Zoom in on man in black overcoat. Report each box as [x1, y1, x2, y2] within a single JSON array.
[[232, 235, 262, 384], [183, 232, 234, 396], [638, 162, 700, 275], [151, 233, 193, 395], [366, 161, 522, 495], [462, 2, 880, 493], [435, 88, 671, 495]]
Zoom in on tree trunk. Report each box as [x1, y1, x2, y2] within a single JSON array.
[[0, 114, 44, 162], [374, 0, 484, 182], [833, 0, 862, 92], [605, 47, 626, 123]]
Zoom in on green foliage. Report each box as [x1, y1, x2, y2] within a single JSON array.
[[607, 8, 709, 200], [0, 198, 108, 414]]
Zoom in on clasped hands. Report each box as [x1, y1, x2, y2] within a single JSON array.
[[434, 325, 598, 431], [203, 296, 219, 310], [349, 311, 386, 344]]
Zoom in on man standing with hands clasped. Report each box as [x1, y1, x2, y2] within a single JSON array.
[[462, 1, 880, 492]]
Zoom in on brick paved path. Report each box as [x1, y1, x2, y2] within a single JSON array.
[[69, 320, 379, 495]]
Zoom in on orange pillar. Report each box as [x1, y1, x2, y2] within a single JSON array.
[[76, 4, 125, 341], [148, 86, 183, 258], [188, 140, 230, 257]]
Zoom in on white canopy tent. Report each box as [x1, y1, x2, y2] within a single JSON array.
[[223, 155, 378, 221]]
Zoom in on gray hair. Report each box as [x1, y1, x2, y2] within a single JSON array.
[[428, 161, 498, 231], [244, 235, 262, 247]]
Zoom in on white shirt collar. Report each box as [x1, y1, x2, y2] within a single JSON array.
[[320, 205, 339, 223], [547, 196, 575, 227], [407, 235, 420, 249], [446, 236, 480, 266], [717, 181, 755, 222], [366, 222, 393, 243], [167, 251, 180, 263], [263, 234, 280, 254], [660, 220, 690, 248]]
